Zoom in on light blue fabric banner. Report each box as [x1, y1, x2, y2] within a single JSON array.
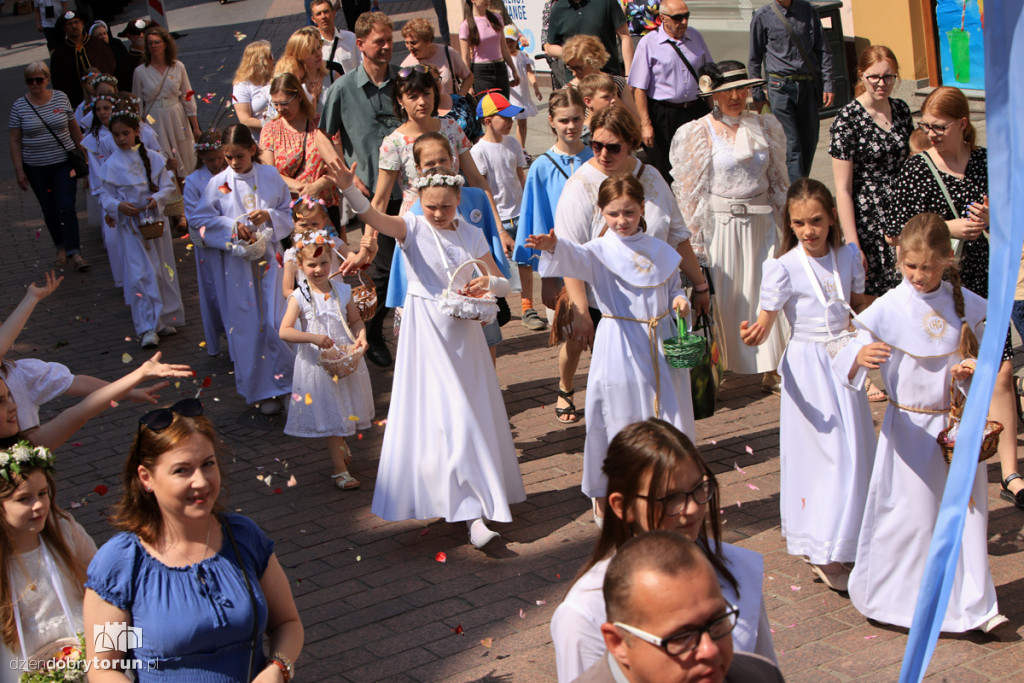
[[899, 3, 1024, 681]]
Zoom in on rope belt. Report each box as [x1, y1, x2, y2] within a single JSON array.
[[887, 397, 949, 415], [603, 307, 671, 415]]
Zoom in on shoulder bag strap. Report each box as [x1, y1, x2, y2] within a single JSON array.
[[221, 516, 258, 683], [917, 151, 961, 219], [768, 2, 821, 89], [542, 152, 570, 179], [444, 46, 461, 94], [666, 39, 699, 83], [24, 97, 74, 153], [141, 65, 172, 119]]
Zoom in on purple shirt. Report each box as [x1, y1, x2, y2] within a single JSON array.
[[627, 25, 712, 103]]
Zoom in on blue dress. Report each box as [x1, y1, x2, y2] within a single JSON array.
[[85, 514, 273, 681], [512, 146, 594, 268]]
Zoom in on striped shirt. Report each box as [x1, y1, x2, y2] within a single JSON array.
[[9, 91, 75, 167]]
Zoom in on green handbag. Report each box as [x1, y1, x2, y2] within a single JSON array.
[[690, 313, 724, 420]]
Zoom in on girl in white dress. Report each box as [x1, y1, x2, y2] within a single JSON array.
[[281, 198, 356, 300], [193, 124, 295, 414], [838, 213, 1005, 632], [96, 103, 185, 349], [550, 419, 776, 683], [740, 179, 875, 592], [81, 94, 119, 280], [183, 133, 229, 357], [279, 229, 372, 491], [329, 160, 525, 549], [527, 174, 695, 513]]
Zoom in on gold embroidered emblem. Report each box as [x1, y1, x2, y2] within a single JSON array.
[[633, 251, 653, 273], [242, 194, 257, 210], [922, 311, 948, 340]]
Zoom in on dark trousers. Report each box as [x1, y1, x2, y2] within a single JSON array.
[[766, 77, 820, 183], [644, 97, 711, 183], [430, 0, 450, 44], [367, 197, 403, 345], [340, 0, 371, 31], [24, 161, 81, 256], [471, 62, 510, 99]]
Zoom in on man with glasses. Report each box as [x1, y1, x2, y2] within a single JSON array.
[[627, 0, 711, 183], [748, 0, 833, 182], [50, 10, 116, 107], [577, 531, 783, 683]]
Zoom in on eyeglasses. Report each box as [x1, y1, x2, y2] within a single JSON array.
[[25, 77, 45, 85], [614, 605, 739, 656], [590, 140, 623, 155], [271, 93, 298, 109], [863, 73, 897, 86], [636, 478, 715, 516], [398, 64, 430, 78], [139, 398, 204, 432], [661, 11, 690, 22], [917, 121, 956, 135], [565, 62, 586, 73]]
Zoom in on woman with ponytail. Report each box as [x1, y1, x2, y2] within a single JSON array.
[[96, 100, 184, 349]]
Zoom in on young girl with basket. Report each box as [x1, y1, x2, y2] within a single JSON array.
[[526, 174, 692, 526], [193, 124, 295, 415], [837, 212, 1005, 632], [96, 100, 184, 349], [281, 196, 357, 299], [329, 159, 525, 549], [740, 179, 875, 592], [279, 230, 372, 491]]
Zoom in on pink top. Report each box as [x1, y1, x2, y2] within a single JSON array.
[[459, 16, 504, 62]]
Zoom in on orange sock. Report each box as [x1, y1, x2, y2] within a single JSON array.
[[521, 297, 534, 311]]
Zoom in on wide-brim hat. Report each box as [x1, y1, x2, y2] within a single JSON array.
[[698, 68, 765, 96], [118, 18, 151, 38]]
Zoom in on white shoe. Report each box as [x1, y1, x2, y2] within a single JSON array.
[[468, 519, 499, 549], [259, 397, 283, 415], [157, 326, 178, 336], [140, 331, 159, 348], [981, 614, 1010, 634], [809, 563, 850, 592]]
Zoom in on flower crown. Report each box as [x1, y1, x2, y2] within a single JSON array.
[[0, 441, 55, 483], [111, 107, 140, 121], [293, 229, 335, 250], [410, 174, 464, 191], [93, 94, 117, 105], [91, 74, 119, 87], [194, 140, 221, 152], [290, 195, 327, 211]]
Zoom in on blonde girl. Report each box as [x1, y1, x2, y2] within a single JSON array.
[[279, 230, 372, 490], [330, 159, 525, 549], [740, 178, 875, 592], [232, 40, 275, 142], [281, 196, 356, 299], [839, 213, 1005, 633], [274, 27, 327, 113]]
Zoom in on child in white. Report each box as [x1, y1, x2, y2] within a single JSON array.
[[81, 94, 119, 278], [331, 160, 525, 549], [503, 26, 541, 149], [281, 198, 356, 299], [527, 174, 694, 509], [741, 179, 875, 592], [279, 230, 373, 490], [96, 106, 184, 348], [183, 133, 229, 357], [837, 213, 1004, 632], [193, 124, 295, 412]]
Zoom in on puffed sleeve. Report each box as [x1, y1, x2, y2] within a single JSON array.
[[61, 515, 98, 564], [759, 257, 792, 312], [224, 514, 275, 579], [178, 63, 197, 117], [85, 533, 141, 610], [763, 114, 789, 225], [849, 243, 866, 294], [670, 119, 712, 250], [10, 358, 74, 408]]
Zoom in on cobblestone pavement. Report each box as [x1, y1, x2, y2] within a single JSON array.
[[0, 0, 1020, 680]]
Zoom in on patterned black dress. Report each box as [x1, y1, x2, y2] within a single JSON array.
[[828, 98, 913, 297]]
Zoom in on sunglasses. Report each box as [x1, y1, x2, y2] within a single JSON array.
[[139, 398, 204, 432], [398, 64, 430, 78], [661, 11, 690, 22], [25, 77, 46, 85], [590, 140, 623, 155]]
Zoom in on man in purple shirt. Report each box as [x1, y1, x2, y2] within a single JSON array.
[[628, 0, 711, 182]]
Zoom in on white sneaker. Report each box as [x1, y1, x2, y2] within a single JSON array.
[[140, 331, 159, 348], [157, 326, 178, 336], [468, 518, 499, 549], [259, 397, 283, 415], [981, 614, 1010, 633]]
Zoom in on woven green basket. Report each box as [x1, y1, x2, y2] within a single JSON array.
[[663, 315, 706, 369]]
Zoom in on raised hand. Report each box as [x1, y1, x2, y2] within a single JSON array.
[[27, 271, 63, 301], [524, 230, 557, 252]]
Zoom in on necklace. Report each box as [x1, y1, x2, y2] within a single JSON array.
[[24, 548, 42, 592], [166, 518, 212, 566]]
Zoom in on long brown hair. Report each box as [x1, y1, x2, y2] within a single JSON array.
[[0, 466, 88, 650], [780, 178, 842, 254], [221, 123, 263, 163], [142, 25, 177, 65], [462, 0, 502, 49], [574, 419, 737, 594], [853, 45, 899, 97], [111, 414, 226, 545], [921, 86, 976, 150], [899, 213, 978, 359]]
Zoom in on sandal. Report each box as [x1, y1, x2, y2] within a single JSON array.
[[865, 378, 887, 402], [555, 387, 580, 424], [1000, 473, 1024, 510], [331, 471, 360, 490], [54, 249, 66, 267]]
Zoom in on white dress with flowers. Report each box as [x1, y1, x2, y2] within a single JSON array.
[[371, 214, 526, 523], [284, 279, 373, 438]]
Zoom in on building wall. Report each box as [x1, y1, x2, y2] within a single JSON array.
[[851, 0, 930, 81]]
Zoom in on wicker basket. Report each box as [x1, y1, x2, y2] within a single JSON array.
[[351, 269, 377, 322], [936, 378, 1003, 464], [436, 259, 498, 323], [662, 315, 706, 369], [318, 343, 364, 379], [139, 219, 165, 240], [163, 191, 185, 218], [232, 215, 267, 261]]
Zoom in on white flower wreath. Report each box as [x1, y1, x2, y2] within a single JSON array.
[[410, 174, 465, 191]]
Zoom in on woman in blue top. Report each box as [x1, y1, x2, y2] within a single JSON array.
[[83, 400, 302, 682]]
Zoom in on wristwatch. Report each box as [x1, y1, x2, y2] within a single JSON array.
[[269, 653, 295, 682]]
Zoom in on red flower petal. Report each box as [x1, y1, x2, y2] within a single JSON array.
[[273, 488, 283, 494], [452, 624, 463, 634], [435, 551, 447, 564], [275, 252, 284, 267], [202, 375, 212, 388], [94, 484, 108, 496]]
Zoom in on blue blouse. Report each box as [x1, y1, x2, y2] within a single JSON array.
[[85, 514, 274, 681]]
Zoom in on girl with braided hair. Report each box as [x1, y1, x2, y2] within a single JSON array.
[[95, 100, 184, 349], [837, 212, 1005, 633]]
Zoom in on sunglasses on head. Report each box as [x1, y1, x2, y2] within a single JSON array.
[[590, 140, 623, 155], [139, 398, 204, 432], [25, 77, 45, 85], [661, 11, 690, 22], [398, 64, 430, 79]]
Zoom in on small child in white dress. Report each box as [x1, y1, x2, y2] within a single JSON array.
[[281, 197, 356, 300], [279, 230, 373, 490], [503, 26, 540, 149]]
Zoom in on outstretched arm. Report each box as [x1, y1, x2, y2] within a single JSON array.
[[0, 272, 62, 362], [740, 310, 780, 346], [325, 158, 408, 241]]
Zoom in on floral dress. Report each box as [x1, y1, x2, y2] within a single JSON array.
[[378, 118, 471, 213], [828, 98, 913, 297], [261, 113, 340, 207]]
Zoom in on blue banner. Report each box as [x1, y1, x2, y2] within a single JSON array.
[[899, 3, 1024, 681]]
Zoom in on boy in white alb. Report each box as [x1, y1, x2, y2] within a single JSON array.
[[470, 92, 546, 331]]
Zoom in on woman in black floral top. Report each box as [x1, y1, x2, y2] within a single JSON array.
[[829, 46, 913, 299]]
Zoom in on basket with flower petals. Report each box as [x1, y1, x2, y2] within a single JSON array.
[[231, 214, 266, 261], [936, 378, 1003, 465]]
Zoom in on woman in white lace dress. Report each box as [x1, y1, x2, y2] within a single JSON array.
[[670, 61, 789, 388]]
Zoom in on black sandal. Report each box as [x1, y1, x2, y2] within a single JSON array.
[[1000, 473, 1024, 510], [555, 387, 580, 424]]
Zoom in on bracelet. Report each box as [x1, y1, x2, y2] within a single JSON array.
[[341, 184, 370, 214], [269, 654, 294, 682], [693, 283, 709, 293]]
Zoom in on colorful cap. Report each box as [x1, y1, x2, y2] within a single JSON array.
[[476, 91, 523, 119], [503, 25, 520, 40]]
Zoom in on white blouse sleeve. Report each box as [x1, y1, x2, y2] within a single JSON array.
[[537, 236, 599, 282], [670, 119, 713, 250]]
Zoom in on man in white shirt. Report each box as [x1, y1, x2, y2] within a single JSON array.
[[312, 0, 360, 89]]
